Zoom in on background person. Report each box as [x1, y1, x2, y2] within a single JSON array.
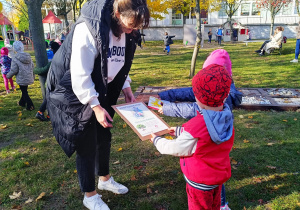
[[0, 47, 15, 94], [259, 26, 284, 55], [7, 41, 35, 111], [163, 32, 175, 55], [46, 0, 150, 209], [290, 22, 300, 63]]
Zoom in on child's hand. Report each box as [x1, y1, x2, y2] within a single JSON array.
[[158, 107, 163, 114], [168, 127, 176, 136], [150, 133, 157, 143]]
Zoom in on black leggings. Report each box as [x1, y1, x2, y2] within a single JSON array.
[[260, 40, 270, 49], [19, 85, 34, 110], [76, 118, 112, 192]]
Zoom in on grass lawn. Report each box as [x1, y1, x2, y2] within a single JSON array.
[[0, 39, 300, 210]]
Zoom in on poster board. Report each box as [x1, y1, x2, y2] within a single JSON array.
[[112, 102, 170, 141]]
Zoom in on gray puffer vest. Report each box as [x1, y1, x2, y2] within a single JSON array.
[[46, 0, 138, 157]]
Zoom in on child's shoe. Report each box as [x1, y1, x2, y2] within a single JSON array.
[[220, 203, 231, 210], [83, 194, 110, 210], [98, 176, 128, 194], [36, 111, 47, 121], [6, 90, 10, 94], [290, 59, 298, 63]]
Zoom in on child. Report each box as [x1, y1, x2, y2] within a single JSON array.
[[151, 64, 235, 210], [158, 49, 243, 118], [163, 32, 175, 55], [208, 28, 213, 43], [0, 47, 15, 94], [6, 41, 35, 111], [217, 25, 223, 45]]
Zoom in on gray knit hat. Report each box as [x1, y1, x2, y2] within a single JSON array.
[[13, 41, 24, 53]]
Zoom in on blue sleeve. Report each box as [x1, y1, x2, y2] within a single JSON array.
[[225, 82, 243, 110], [163, 102, 200, 119], [158, 87, 195, 102]]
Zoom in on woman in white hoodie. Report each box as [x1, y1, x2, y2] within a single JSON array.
[[259, 26, 284, 55]]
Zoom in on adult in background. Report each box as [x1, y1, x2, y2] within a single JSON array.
[[217, 25, 223, 45], [259, 26, 284, 56], [7, 41, 35, 111], [46, 0, 150, 209], [290, 22, 300, 63]]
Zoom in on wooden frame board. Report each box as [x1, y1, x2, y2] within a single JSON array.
[[112, 102, 170, 141]]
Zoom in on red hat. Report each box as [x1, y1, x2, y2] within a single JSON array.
[[1, 47, 9, 56], [192, 64, 232, 107]]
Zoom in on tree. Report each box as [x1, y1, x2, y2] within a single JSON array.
[[168, 0, 196, 24], [256, 0, 292, 37], [295, 0, 300, 16], [147, 0, 169, 20], [25, 0, 48, 68]]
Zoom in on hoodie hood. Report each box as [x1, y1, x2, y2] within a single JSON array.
[[15, 52, 32, 64], [201, 103, 233, 144], [203, 49, 232, 76]]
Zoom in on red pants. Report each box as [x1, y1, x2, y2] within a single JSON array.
[[186, 184, 221, 210]]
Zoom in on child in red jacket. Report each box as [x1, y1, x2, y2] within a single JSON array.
[[151, 64, 235, 210]]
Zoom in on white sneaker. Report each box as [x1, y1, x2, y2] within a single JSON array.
[[83, 194, 110, 210], [220, 203, 231, 210], [98, 176, 128, 194], [290, 59, 298, 63]]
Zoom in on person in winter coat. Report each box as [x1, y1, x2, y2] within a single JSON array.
[[7, 41, 35, 111], [259, 26, 284, 55], [0, 47, 15, 94], [46, 0, 150, 209], [164, 32, 175, 55], [158, 49, 243, 118], [151, 64, 235, 210], [217, 25, 223, 45], [290, 22, 300, 63]]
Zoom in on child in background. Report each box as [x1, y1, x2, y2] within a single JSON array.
[[151, 64, 235, 210], [163, 32, 175, 55], [0, 47, 15, 94], [208, 28, 213, 43], [6, 41, 35, 111], [217, 25, 223, 45]]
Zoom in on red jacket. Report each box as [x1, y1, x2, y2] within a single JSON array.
[[180, 114, 234, 186]]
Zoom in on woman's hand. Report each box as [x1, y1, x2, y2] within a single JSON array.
[[168, 127, 176, 136], [122, 87, 136, 103], [92, 105, 113, 128]]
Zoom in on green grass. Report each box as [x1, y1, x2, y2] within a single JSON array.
[[0, 40, 300, 209]]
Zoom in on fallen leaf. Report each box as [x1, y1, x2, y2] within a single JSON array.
[[11, 205, 22, 210], [50, 192, 53, 195], [243, 207, 247, 210], [170, 181, 174, 185], [248, 116, 253, 119], [294, 118, 297, 121], [40, 135, 43, 138], [267, 143, 275, 146], [147, 186, 152, 194], [243, 139, 249, 143], [123, 124, 127, 128], [26, 123, 33, 127], [131, 175, 137, 181], [112, 160, 120, 165], [282, 120, 287, 122], [0, 124, 8, 129], [32, 148, 37, 151], [155, 190, 159, 193], [154, 152, 161, 157], [25, 198, 33, 204], [230, 158, 238, 165], [165, 136, 173, 140], [9, 191, 22, 199], [117, 148, 123, 152], [258, 199, 264, 204], [232, 165, 238, 170], [142, 159, 149, 163], [24, 162, 30, 166], [134, 166, 143, 170], [297, 202, 300, 207], [18, 112, 22, 117], [253, 177, 262, 183], [238, 115, 244, 118], [35, 192, 46, 201], [74, 170, 77, 174], [266, 165, 276, 169]]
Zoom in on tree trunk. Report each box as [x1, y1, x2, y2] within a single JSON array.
[[25, 0, 48, 68], [141, 28, 145, 43], [190, 0, 201, 78], [228, 17, 234, 42], [270, 14, 275, 38]]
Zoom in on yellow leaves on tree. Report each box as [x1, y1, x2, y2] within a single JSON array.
[[147, 0, 169, 20]]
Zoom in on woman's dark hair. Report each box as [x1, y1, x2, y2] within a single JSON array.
[[111, 0, 150, 37]]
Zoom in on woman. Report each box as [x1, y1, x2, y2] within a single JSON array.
[[259, 26, 284, 56], [46, 0, 150, 209], [290, 22, 300, 63], [7, 41, 35, 111]]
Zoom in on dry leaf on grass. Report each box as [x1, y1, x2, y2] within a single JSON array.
[[9, 191, 22, 199], [123, 124, 127, 128], [282, 120, 288, 122], [74, 170, 77, 174], [243, 139, 249, 143], [117, 148, 123, 152], [24, 162, 30, 166], [165, 136, 173, 140], [112, 160, 120, 165], [134, 166, 143, 170], [267, 143, 276, 146], [154, 152, 161, 157], [248, 116, 253, 119], [25, 198, 33, 204], [147, 186, 152, 194], [230, 158, 238, 165], [294, 118, 297, 121], [35, 192, 46, 201], [26, 123, 33, 127], [11, 205, 22, 210], [0, 124, 8, 129], [266, 165, 276, 169], [131, 175, 137, 181]]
